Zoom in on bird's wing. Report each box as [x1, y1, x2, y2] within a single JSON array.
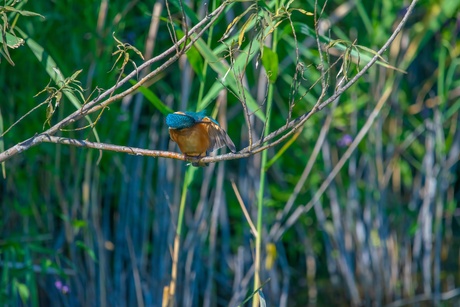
[[206, 120, 236, 153]]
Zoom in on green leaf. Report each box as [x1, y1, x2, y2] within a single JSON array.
[[16, 28, 100, 141], [72, 219, 88, 230], [238, 13, 256, 47], [76, 241, 97, 262], [192, 35, 265, 121], [223, 5, 256, 40], [0, 29, 15, 65], [2, 6, 45, 18], [14, 279, 30, 303], [292, 8, 313, 16], [0, 31, 25, 49], [186, 46, 204, 81], [184, 166, 197, 183], [261, 46, 279, 83], [238, 279, 270, 306], [130, 80, 173, 115]]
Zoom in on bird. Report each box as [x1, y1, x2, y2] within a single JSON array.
[[166, 111, 236, 165]]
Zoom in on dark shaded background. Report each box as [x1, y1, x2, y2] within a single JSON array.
[[1, 0, 460, 306]]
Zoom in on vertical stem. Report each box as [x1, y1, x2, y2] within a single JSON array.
[[253, 26, 278, 307], [166, 168, 195, 306], [197, 0, 217, 106]]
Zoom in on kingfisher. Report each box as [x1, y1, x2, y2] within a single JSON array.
[[166, 111, 236, 165]]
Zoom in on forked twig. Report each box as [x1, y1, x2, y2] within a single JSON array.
[[0, 0, 419, 169]]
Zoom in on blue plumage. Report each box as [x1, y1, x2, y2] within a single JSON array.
[[166, 113, 196, 129], [166, 111, 220, 129]]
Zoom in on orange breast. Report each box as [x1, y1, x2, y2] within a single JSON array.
[[169, 123, 210, 157]]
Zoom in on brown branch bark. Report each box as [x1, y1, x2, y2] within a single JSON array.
[[0, 1, 228, 163], [0, 0, 418, 168]]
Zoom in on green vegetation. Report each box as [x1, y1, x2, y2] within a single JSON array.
[[1, 0, 460, 306]]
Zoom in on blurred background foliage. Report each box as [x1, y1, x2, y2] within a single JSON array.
[[1, 0, 460, 306]]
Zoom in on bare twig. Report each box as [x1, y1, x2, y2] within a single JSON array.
[[0, 1, 229, 163], [231, 180, 258, 237], [0, 0, 419, 173], [268, 94, 338, 241], [274, 83, 394, 240]]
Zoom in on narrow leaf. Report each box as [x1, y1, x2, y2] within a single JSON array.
[[293, 8, 313, 16], [17, 28, 101, 141], [238, 13, 255, 47], [261, 46, 279, 83], [132, 80, 174, 115], [192, 34, 265, 120]]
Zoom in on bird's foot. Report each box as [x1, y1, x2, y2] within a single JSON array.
[[184, 154, 208, 167]]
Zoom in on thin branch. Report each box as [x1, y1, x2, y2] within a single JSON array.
[[41, 136, 184, 161], [231, 180, 258, 238], [0, 2, 229, 163], [274, 83, 394, 241], [235, 0, 419, 157], [0, 0, 418, 168], [268, 94, 338, 241]]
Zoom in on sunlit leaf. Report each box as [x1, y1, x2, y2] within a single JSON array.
[[0, 32, 24, 49], [292, 8, 313, 16], [14, 280, 30, 303], [261, 46, 279, 83], [238, 13, 255, 47], [45, 102, 53, 127]]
